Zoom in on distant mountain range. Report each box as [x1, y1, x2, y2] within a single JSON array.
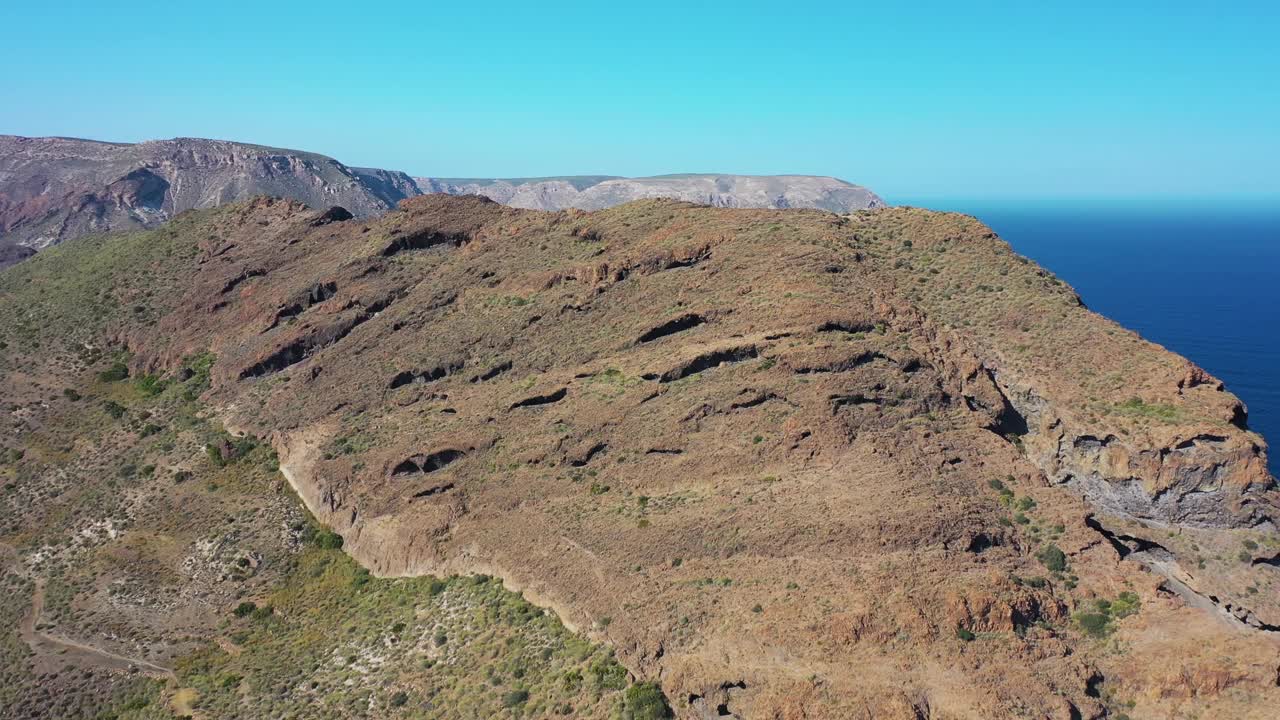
[[0, 135, 884, 267], [415, 174, 885, 212]]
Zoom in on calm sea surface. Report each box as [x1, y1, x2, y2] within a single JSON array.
[[903, 201, 1279, 474]]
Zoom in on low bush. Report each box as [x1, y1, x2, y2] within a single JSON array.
[[624, 682, 672, 719], [1036, 544, 1068, 573], [1074, 611, 1110, 638], [313, 530, 344, 550], [1074, 591, 1141, 638], [98, 362, 130, 383]]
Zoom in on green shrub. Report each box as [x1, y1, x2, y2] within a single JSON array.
[[502, 689, 530, 707], [313, 530, 344, 550], [955, 627, 975, 642], [1074, 611, 1110, 638], [1036, 544, 1068, 573], [624, 682, 672, 719], [1110, 591, 1140, 618], [1115, 397, 1180, 421], [232, 601, 257, 618], [206, 444, 226, 467], [389, 691, 409, 708], [1074, 591, 1141, 638], [182, 351, 216, 391], [98, 362, 130, 382], [135, 374, 167, 397], [103, 400, 127, 419], [589, 656, 627, 690], [219, 674, 242, 689]]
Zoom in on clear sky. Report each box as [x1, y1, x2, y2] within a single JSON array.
[[2, 1, 1277, 204]]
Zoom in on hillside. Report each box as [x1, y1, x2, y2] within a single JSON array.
[[415, 174, 886, 212], [0, 135, 422, 266], [1, 196, 1277, 719]]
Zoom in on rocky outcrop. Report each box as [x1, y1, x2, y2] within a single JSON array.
[[1003, 371, 1275, 529], [415, 173, 886, 212]]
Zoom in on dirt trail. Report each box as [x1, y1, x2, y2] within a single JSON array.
[[20, 578, 175, 679]]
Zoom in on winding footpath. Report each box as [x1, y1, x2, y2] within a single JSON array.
[[14, 568, 174, 679]]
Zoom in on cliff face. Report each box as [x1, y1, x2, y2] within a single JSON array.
[[3, 196, 1278, 719], [0, 135, 420, 265], [416, 173, 886, 212]]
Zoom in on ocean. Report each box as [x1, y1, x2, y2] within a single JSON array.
[[905, 201, 1279, 474]]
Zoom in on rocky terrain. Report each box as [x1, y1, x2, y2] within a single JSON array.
[[0, 135, 422, 266], [1, 194, 1278, 719], [416, 174, 886, 213]]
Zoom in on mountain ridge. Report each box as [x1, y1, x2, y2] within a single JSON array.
[[414, 173, 886, 212], [0, 134, 887, 268]]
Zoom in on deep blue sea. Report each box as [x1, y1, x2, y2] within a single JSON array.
[[902, 201, 1279, 474]]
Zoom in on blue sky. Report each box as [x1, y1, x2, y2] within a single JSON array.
[[2, 1, 1277, 203]]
